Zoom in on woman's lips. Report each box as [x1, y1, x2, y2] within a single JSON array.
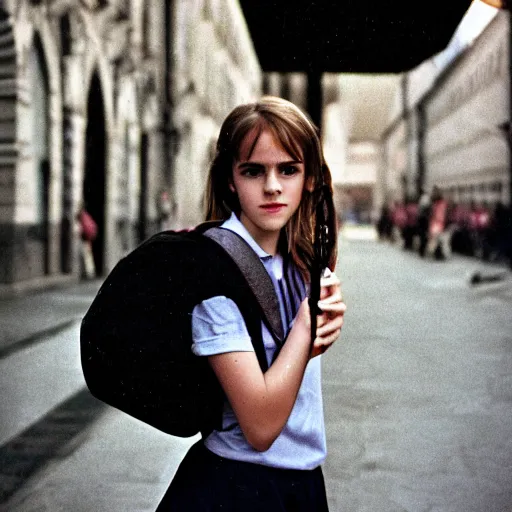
[[260, 204, 286, 213]]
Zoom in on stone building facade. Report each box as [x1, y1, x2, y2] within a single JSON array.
[[0, 0, 162, 291], [422, 10, 510, 206], [381, 10, 510, 208], [169, 0, 261, 229], [0, 0, 262, 293], [381, 60, 439, 206]]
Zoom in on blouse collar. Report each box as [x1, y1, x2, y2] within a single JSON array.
[[221, 212, 273, 261]]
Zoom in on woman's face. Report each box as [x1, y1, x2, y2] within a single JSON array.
[[230, 128, 305, 252]]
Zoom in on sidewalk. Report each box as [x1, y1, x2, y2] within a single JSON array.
[[340, 223, 379, 242], [1, 407, 196, 512], [0, 278, 196, 511], [0, 278, 106, 504], [0, 279, 102, 358]]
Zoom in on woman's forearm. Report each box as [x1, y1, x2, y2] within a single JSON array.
[[247, 318, 312, 449], [209, 294, 344, 452], [208, 317, 311, 451]]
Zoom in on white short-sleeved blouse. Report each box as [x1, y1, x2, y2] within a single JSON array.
[[191, 213, 326, 470]]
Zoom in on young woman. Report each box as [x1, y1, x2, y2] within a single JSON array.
[[156, 96, 346, 511]]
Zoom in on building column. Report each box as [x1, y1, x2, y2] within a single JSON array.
[[307, 70, 323, 133]]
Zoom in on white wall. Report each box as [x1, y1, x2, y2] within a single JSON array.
[[171, 0, 262, 228], [424, 11, 510, 204], [322, 101, 350, 185]]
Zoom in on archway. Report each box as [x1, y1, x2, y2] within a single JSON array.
[[83, 71, 106, 276], [29, 34, 50, 276]]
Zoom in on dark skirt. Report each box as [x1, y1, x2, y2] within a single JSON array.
[[155, 440, 329, 512]]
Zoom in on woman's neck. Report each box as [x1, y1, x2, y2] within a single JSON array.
[[249, 229, 280, 256], [238, 213, 280, 256], [256, 234, 280, 256]]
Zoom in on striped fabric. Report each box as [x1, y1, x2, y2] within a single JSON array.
[[274, 257, 307, 334]]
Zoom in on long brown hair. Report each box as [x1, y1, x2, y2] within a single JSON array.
[[204, 96, 337, 280]]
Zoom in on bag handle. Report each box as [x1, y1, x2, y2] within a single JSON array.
[[204, 227, 285, 345]]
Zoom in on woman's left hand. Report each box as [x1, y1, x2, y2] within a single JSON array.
[[311, 271, 346, 358]]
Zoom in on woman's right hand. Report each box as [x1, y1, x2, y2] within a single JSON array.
[[295, 273, 346, 358]]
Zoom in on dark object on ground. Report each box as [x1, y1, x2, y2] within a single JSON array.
[[469, 271, 508, 286]]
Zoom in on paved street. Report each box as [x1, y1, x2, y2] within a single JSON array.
[[1, 233, 512, 511], [0, 281, 102, 448], [324, 235, 512, 511]]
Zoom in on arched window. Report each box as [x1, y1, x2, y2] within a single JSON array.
[[83, 71, 106, 275], [27, 34, 51, 274]]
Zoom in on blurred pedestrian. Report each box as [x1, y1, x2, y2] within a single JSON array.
[[488, 201, 512, 265], [426, 186, 448, 259], [417, 189, 431, 257], [469, 201, 491, 259], [77, 202, 97, 279], [391, 200, 407, 245], [439, 196, 457, 259], [403, 197, 418, 250], [157, 189, 172, 231], [377, 204, 393, 241], [451, 200, 472, 255], [156, 96, 346, 511]]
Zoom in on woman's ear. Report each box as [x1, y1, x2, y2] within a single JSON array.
[[229, 181, 236, 194]]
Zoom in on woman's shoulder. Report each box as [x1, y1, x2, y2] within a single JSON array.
[[191, 296, 254, 357], [193, 295, 245, 325]]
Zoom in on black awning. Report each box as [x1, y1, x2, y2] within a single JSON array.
[[239, 0, 474, 73]]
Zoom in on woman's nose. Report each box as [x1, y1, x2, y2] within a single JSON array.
[[264, 170, 282, 194]]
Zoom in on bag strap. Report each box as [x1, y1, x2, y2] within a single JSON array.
[[204, 227, 284, 345]]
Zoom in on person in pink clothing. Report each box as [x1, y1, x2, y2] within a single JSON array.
[[77, 202, 98, 278], [427, 186, 448, 259]]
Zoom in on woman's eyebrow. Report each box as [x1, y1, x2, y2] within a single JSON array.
[[278, 160, 303, 165], [237, 162, 265, 169], [237, 159, 303, 168]]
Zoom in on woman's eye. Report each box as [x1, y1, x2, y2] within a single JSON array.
[[280, 165, 298, 176], [241, 167, 263, 178]]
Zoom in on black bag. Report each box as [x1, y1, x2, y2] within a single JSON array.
[[80, 223, 284, 437]]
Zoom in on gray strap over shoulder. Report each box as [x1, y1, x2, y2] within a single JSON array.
[[204, 227, 284, 344]]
